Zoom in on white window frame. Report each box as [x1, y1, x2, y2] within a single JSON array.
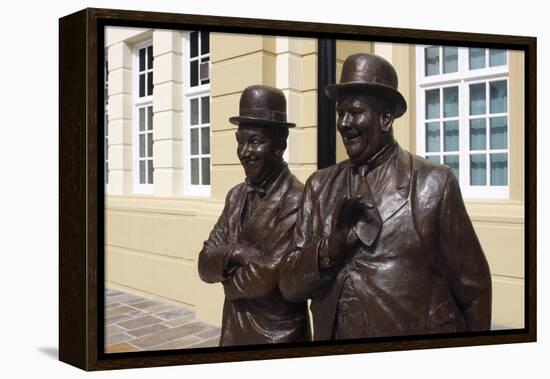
[[133, 40, 154, 194], [104, 55, 109, 187], [182, 31, 211, 197], [416, 45, 509, 199]]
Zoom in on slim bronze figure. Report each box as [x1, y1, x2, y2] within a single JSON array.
[[279, 53, 492, 340], [198, 85, 310, 346]]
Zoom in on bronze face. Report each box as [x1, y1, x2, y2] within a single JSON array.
[[336, 94, 393, 166], [236, 125, 284, 184]]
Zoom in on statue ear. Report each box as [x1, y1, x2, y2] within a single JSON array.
[[380, 109, 394, 132], [275, 139, 287, 158]]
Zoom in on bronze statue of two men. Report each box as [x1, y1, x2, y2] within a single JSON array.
[[199, 53, 492, 346]]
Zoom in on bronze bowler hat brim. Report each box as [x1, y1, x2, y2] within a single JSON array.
[[229, 85, 295, 128], [325, 53, 407, 118]]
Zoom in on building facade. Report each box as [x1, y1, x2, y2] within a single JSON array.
[[105, 27, 524, 329]]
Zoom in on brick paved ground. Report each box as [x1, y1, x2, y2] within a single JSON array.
[[104, 288, 221, 353]]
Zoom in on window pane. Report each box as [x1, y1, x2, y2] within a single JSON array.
[[139, 134, 145, 158], [147, 46, 153, 69], [190, 98, 199, 125], [426, 122, 440, 152], [443, 86, 458, 117], [490, 116, 508, 149], [490, 80, 507, 114], [489, 49, 507, 67], [199, 61, 209, 84], [444, 121, 459, 151], [191, 128, 199, 155], [147, 160, 153, 184], [139, 74, 145, 97], [444, 155, 459, 179], [190, 31, 198, 58], [201, 31, 210, 55], [469, 47, 486, 70], [147, 133, 153, 157], [425, 89, 440, 119], [470, 118, 486, 150], [190, 60, 198, 87], [426, 155, 440, 164], [139, 48, 145, 72], [425, 46, 440, 76], [139, 160, 145, 184], [490, 153, 508, 186], [443, 46, 458, 73], [201, 127, 210, 154], [201, 157, 210, 185], [469, 83, 486, 115], [147, 106, 153, 131], [201, 57, 210, 83], [201, 96, 210, 124], [139, 107, 145, 131], [470, 154, 487, 185], [191, 158, 199, 185], [147, 72, 153, 96]]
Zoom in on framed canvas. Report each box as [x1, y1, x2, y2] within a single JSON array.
[[59, 7, 536, 371]]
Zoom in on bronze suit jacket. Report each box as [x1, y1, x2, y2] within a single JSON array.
[[279, 145, 492, 340], [198, 165, 310, 346]]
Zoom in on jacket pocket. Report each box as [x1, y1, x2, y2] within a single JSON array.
[[429, 299, 460, 330]]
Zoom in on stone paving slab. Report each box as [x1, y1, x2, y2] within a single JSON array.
[[164, 314, 196, 327], [105, 342, 138, 353], [103, 288, 221, 353], [127, 323, 169, 338], [106, 324, 125, 337], [106, 314, 135, 325], [118, 315, 163, 330], [131, 300, 162, 310], [106, 332, 134, 345], [195, 327, 221, 340], [188, 336, 220, 348], [130, 322, 211, 349], [149, 336, 203, 351]]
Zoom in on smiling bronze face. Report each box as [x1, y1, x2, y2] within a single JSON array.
[[236, 125, 285, 184], [336, 94, 394, 166]]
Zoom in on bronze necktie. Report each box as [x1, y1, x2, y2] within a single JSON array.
[[351, 166, 382, 247]]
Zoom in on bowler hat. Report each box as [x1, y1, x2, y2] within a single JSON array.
[[325, 53, 407, 118], [229, 85, 295, 128]]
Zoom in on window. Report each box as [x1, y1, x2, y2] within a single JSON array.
[[184, 31, 211, 196], [104, 57, 109, 185], [416, 45, 509, 199], [133, 42, 154, 193]]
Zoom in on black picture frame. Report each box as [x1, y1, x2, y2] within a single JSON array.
[[59, 7, 537, 371]]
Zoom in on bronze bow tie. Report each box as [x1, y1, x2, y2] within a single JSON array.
[[246, 185, 267, 198]]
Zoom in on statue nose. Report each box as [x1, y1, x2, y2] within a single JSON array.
[[338, 113, 352, 131], [238, 143, 251, 157]]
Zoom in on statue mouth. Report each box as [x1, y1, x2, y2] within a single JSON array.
[[343, 134, 361, 145], [241, 158, 259, 168]]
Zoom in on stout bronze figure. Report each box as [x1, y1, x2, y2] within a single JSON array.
[[279, 53, 492, 340], [198, 85, 310, 346]]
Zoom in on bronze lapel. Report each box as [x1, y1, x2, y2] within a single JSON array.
[[377, 146, 412, 223]]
